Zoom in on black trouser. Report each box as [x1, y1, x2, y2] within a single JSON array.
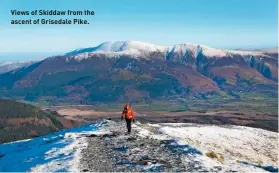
[[125, 118, 132, 133]]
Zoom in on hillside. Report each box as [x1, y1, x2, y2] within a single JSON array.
[[0, 99, 80, 143], [0, 41, 277, 104]]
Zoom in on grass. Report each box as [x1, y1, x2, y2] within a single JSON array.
[[93, 93, 277, 113], [27, 91, 277, 114], [132, 101, 189, 112], [181, 92, 278, 113]]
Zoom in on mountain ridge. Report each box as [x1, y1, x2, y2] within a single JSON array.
[[65, 41, 275, 60]]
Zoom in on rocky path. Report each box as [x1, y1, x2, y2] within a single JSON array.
[[78, 120, 278, 172], [79, 121, 226, 172], [79, 137, 115, 172]]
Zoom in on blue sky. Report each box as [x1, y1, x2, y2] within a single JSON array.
[[0, 0, 278, 59]]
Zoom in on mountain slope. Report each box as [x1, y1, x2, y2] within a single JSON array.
[[0, 41, 277, 104], [0, 99, 80, 143]]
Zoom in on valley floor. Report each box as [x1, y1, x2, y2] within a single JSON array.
[[49, 105, 278, 132]]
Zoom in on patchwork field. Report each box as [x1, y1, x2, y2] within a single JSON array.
[[42, 93, 278, 132]]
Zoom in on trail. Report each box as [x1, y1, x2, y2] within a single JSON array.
[[0, 120, 278, 172], [79, 121, 278, 172]]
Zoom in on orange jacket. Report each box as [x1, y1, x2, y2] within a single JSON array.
[[121, 104, 135, 120]]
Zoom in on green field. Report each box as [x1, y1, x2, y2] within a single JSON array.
[[44, 92, 277, 113]]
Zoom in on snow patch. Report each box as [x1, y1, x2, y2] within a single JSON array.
[[134, 122, 277, 172], [159, 124, 278, 170], [30, 132, 88, 172], [0, 121, 106, 172]]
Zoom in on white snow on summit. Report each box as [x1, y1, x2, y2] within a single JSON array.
[[66, 41, 166, 61], [95, 41, 166, 53], [65, 41, 274, 61], [167, 43, 228, 58]]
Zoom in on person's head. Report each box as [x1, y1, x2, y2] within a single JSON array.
[[124, 103, 130, 109]]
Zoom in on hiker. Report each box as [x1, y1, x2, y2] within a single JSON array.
[[121, 103, 135, 134]]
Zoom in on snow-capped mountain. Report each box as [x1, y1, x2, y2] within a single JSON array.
[[66, 41, 165, 56], [0, 61, 36, 74], [0, 40, 277, 104], [65, 41, 271, 61]]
